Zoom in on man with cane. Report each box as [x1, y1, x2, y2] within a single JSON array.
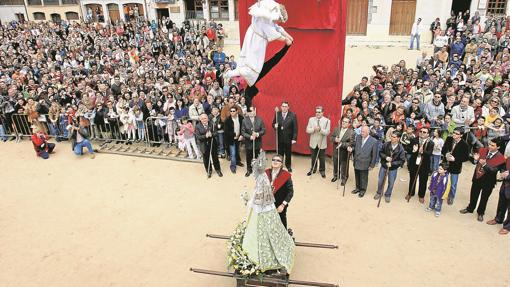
[[306, 106, 330, 178], [331, 117, 354, 185], [374, 131, 405, 204], [242, 106, 265, 177], [195, 113, 223, 178], [272, 101, 298, 172], [406, 127, 434, 203]]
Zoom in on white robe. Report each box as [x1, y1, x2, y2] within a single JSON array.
[[230, 0, 287, 86]]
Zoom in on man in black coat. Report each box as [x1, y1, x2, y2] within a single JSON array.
[[441, 127, 470, 205], [272, 101, 298, 172], [406, 127, 434, 203], [241, 106, 266, 177], [195, 113, 222, 178], [266, 154, 294, 229], [460, 139, 506, 222], [223, 107, 244, 173]]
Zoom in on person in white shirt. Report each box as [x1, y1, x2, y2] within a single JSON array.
[[409, 18, 422, 50]]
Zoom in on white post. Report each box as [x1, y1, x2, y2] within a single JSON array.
[[228, 0, 235, 21], [203, 0, 210, 21], [102, 2, 109, 23]]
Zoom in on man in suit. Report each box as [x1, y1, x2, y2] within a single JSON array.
[[460, 139, 506, 222], [241, 106, 266, 177], [406, 127, 434, 203], [487, 157, 510, 235], [374, 131, 406, 203], [330, 117, 354, 185], [306, 106, 330, 178], [348, 125, 378, 198], [441, 127, 470, 205], [223, 107, 244, 173], [272, 101, 298, 172], [266, 154, 294, 229], [195, 113, 222, 178]]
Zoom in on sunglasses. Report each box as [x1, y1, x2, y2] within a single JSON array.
[[230, 110, 236, 112], [453, 133, 461, 135], [272, 159, 282, 162], [420, 130, 428, 133]]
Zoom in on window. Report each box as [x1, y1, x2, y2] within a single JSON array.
[[209, 0, 229, 20], [65, 11, 79, 20], [27, 0, 42, 5], [33, 12, 46, 20], [0, 0, 25, 5], [62, 0, 78, 4], [44, 0, 60, 5], [487, 0, 507, 15]]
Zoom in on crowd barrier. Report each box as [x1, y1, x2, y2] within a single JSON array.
[[2, 113, 201, 162]]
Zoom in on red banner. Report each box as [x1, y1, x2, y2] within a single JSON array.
[[239, 0, 347, 155]]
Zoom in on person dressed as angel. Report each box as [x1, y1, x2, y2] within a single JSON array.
[[225, 0, 294, 107], [241, 151, 295, 273]]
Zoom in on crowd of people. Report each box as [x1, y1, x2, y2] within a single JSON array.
[[336, 10, 510, 235], [0, 11, 509, 235]]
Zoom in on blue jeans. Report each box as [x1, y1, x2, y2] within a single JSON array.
[[0, 124, 7, 141], [430, 154, 441, 172], [429, 194, 443, 212], [410, 34, 420, 49], [374, 142, 382, 163], [229, 143, 237, 169], [449, 173, 459, 200], [376, 167, 398, 197], [48, 122, 58, 137], [216, 133, 224, 155], [74, 139, 94, 155]]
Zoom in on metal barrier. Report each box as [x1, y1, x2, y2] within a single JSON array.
[[5, 113, 200, 162], [0, 113, 18, 141]]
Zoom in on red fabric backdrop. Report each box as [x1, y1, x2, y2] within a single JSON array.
[[238, 0, 347, 155]]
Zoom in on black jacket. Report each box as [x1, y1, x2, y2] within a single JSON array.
[[441, 137, 470, 174], [224, 115, 243, 146], [379, 142, 406, 170], [272, 111, 298, 144], [408, 137, 434, 173]]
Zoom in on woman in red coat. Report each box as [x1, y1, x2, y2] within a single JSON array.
[[31, 125, 55, 159]]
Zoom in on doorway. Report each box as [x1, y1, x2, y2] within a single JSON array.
[[346, 0, 368, 35], [389, 0, 416, 35], [451, 0, 472, 16], [156, 8, 169, 20], [50, 13, 61, 23]]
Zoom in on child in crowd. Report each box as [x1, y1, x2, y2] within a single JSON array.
[[166, 107, 178, 146], [134, 108, 145, 141], [426, 164, 451, 217], [126, 108, 137, 142], [430, 128, 444, 172], [178, 118, 201, 159]]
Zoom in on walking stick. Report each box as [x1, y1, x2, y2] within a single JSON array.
[[407, 154, 423, 202], [275, 107, 279, 155], [207, 134, 214, 178], [336, 144, 341, 190], [342, 151, 351, 197], [311, 136, 323, 178], [377, 165, 390, 208]]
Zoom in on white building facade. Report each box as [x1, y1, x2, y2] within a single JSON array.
[[347, 0, 510, 45], [0, 0, 28, 22]]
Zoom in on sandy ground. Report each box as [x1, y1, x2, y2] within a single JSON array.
[[1, 46, 509, 287]]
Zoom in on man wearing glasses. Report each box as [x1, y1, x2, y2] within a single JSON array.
[[266, 154, 294, 229], [272, 101, 298, 172], [425, 93, 445, 127], [306, 106, 330, 178], [441, 127, 470, 205], [224, 107, 244, 173], [406, 127, 434, 203]]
